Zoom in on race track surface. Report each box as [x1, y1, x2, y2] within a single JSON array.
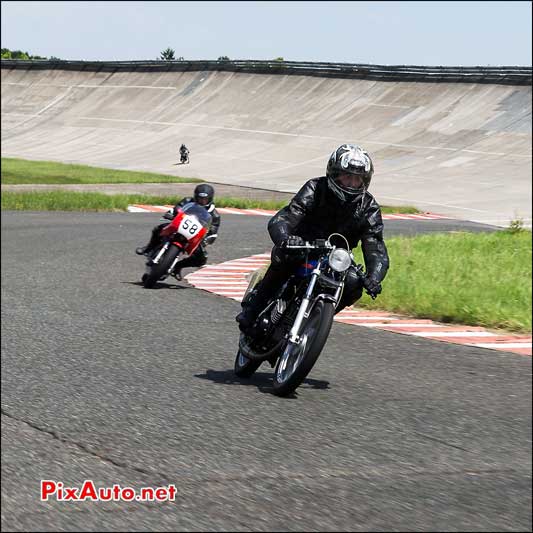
[[1, 211, 531, 531]]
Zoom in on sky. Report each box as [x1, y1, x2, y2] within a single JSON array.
[[1, 1, 531, 66]]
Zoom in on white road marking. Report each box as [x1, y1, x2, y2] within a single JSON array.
[[468, 343, 532, 349], [410, 331, 499, 338], [344, 323, 447, 328], [335, 316, 399, 321]]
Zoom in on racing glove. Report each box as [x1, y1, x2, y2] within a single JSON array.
[[282, 235, 305, 247], [363, 276, 382, 299]]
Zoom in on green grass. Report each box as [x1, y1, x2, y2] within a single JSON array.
[[212, 197, 420, 214], [1, 190, 420, 214], [1, 191, 143, 211], [1, 157, 200, 184], [0, 191, 293, 211], [380, 205, 419, 215], [0, 191, 288, 211], [1, 157, 421, 213], [352, 230, 532, 333]]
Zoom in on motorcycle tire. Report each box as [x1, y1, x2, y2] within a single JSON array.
[[142, 245, 181, 288], [272, 299, 335, 397], [234, 348, 262, 378]]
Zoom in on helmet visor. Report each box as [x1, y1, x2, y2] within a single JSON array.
[[333, 172, 364, 191], [195, 194, 211, 206]]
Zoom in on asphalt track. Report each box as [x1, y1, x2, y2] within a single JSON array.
[[1, 211, 531, 531]]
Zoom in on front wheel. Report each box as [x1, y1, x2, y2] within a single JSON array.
[[142, 245, 181, 288], [234, 349, 262, 378], [272, 300, 335, 397]]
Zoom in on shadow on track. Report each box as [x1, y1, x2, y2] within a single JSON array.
[[195, 369, 330, 398], [121, 281, 191, 290]]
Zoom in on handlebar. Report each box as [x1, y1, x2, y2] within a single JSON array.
[[283, 238, 378, 299], [282, 239, 333, 250]]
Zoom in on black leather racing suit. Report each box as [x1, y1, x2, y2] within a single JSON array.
[[242, 176, 389, 316], [146, 197, 221, 270]]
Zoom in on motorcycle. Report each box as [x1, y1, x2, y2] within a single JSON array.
[[180, 151, 190, 164], [141, 202, 211, 288], [234, 234, 368, 397]]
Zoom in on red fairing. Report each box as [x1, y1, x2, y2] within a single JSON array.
[[160, 211, 185, 249], [183, 226, 207, 255], [160, 211, 184, 236], [159, 210, 208, 255]]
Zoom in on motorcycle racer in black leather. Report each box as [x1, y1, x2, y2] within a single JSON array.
[[236, 144, 390, 332]]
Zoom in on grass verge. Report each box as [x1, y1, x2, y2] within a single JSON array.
[[1, 191, 293, 211], [1, 191, 144, 211], [1, 157, 420, 213], [353, 230, 532, 333], [1, 190, 419, 214], [1, 157, 200, 184]]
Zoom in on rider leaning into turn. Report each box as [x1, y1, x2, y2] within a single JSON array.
[[136, 184, 221, 280], [236, 144, 390, 332], [180, 144, 189, 158]]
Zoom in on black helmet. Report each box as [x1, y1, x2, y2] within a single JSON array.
[[326, 144, 374, 202], [194, 183, 215, 208]]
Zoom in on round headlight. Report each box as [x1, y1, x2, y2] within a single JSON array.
[[329, 249, 351, 272]]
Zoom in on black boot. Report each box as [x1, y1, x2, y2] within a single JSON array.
[[136, 228, 161, 256], [235, 307, 257, 333], [136, 245, 152, 256], [236, 288, 267, 333]]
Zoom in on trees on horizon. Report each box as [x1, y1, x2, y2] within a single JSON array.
[[1, 48, 47, 60]]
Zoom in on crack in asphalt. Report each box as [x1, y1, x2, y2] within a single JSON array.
[[413, 432, 472, 453], [2, 409, 526, 490], [1, 409, 173, 485]]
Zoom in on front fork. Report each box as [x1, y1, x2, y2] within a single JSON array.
[[151, 243, 169, 265], [287, 270, 344, 344], [150, 243, 183, 274], [288, 268, 320, 344]]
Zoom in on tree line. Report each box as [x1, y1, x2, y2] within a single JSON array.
[[159, 48, 284, 62], [1, 48, 45, 60], [1, 47, 285, 62], [1, 48, 62, 60]]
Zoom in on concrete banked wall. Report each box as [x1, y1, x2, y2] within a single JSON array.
[[1, 61, 531, 226]]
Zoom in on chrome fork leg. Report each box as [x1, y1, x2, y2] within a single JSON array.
[[152, 244, 169, 264]]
